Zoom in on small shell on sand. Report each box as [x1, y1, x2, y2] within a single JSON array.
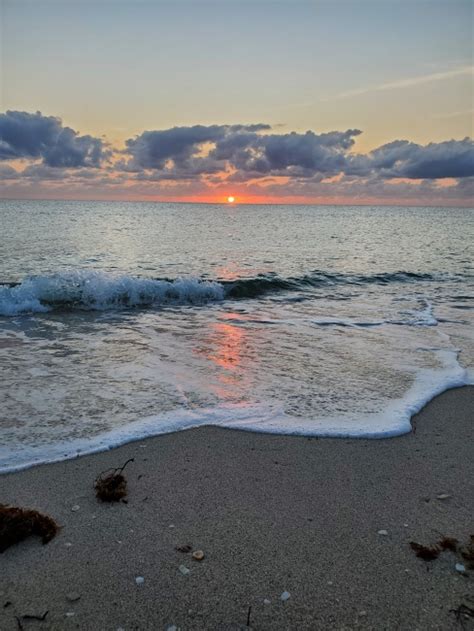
[[192, 550, 205, 561]]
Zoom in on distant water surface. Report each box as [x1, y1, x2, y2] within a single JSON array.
[[1, 200, 473, 471]]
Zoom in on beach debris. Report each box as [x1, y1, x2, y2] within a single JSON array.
[[71, 505, 80, 512], [455, 563, 466, 574], [410, 535, 473, 569], [175, 544, 192, 553], [95, 458, 134, 502], [263, 599, 271, 605], [409, 541, 440, 561], [0, 504, 59, 553], [192, 550, 205, 561], [439, 536, 458, 552], [66, 592, 81, 602], [377, 530, 389, 536], [135, 576, 145, 585], [436, 493, 451, 500], [179, 565, 190, 576], [280, 591, 290, 601], [449, 604, 474, 625], [21, 611, 49, 621], [460, 535, 474, 569]]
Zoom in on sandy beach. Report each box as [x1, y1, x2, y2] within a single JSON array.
[[1, 386, 473, 631]]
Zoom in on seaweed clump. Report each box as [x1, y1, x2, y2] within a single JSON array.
[[410, 534, 474, 569], [0, 504, 59, 553], [439, 536, 458, 552], [409, 541, 440, 561], [94, 458, 134, 502]]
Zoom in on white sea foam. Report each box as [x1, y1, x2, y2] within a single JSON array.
[[311, 301, 438, 328], [0, 271, 225, 315], [0, 346, 471, 474]]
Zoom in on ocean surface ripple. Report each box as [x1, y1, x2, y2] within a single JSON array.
[[1, 200, 473, 471]]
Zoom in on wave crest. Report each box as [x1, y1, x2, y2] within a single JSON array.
[[0, 269, 457, 316], [0, 271, 225, 316]]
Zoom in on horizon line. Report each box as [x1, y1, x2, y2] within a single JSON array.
[[0, 196, 472, 210]]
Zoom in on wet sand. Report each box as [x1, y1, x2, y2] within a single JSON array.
[[1, 386, 473, 630]]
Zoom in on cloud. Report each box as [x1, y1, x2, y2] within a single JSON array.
[[124, 124, 473, 183], [347, 138, 474, 179], [125, 125, 362, 180], [125, 124, 271, 170], [0, 110, 108, 167], [1, 111, 473, 205], [218, 129, 361, 175]]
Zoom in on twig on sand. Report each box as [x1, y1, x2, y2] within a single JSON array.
[[246, 605, 252, 627], [449, 604, 474, 629], [22, 611, 49, 621], [460, 535, 474, 569], [13, 609, 49, 629]]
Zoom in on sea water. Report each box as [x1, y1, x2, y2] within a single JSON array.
[[1, 200, 472, 471]]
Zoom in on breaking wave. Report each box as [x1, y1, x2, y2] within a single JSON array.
[[0, 269, 461, 316], [0, 271, 224, 316]]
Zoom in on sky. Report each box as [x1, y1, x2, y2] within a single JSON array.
[[0, 0, 473, 205]]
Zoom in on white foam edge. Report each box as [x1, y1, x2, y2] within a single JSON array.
[[1, 350, 472, 474]]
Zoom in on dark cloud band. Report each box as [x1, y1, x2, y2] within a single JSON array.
[[0, 111, 107, 167], [1, 112, 473, 203]]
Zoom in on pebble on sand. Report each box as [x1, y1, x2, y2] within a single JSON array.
[[280, 591, 291, 601], [455, 563, 466, 574], [135, 576, 145, 585], [179, 565, 190, 576], [192, 550, 205, 561], [377, 530, 388, 536]]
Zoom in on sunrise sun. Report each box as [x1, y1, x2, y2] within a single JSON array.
[[227, 196, 235, 203]]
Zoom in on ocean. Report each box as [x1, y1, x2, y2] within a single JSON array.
[[1, 200, 473, 472]]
